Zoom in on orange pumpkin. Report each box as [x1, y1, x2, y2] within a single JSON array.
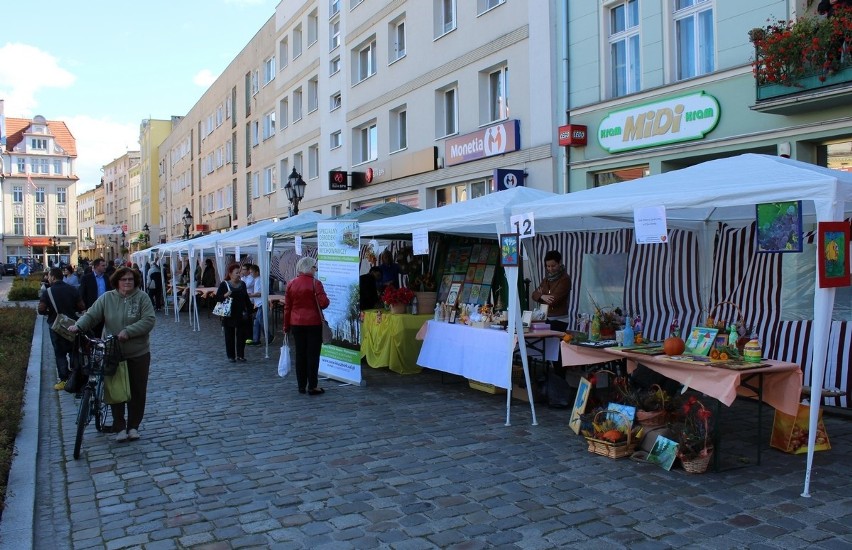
[[601, 429, 623, 443], [663, 335, 686, 356]]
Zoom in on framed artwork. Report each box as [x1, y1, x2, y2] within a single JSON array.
[[606, 403, 636, 431], [755, 201, 803, 253], [818, 221, 851, 288], [500, 233, 520, 266], [447, 282, 462, 306], [647, 436, 679, 471], [684, 326, 719, 356], [569, 377, 593, 434]]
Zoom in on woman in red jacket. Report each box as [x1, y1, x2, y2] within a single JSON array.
[[283, 257, 330, 395]]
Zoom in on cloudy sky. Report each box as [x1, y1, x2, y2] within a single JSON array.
[[0, 0, 274, 192]]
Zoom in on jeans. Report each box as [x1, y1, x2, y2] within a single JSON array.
[[291, 325, 322, 391], [252, 305, 266, 342], [48, 328, 75, 381]]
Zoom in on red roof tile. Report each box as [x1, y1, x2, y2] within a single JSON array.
[[4, 117, 77, 157]]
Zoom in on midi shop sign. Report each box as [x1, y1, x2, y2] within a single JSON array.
[[444, 120, 520, 167], [597, 92, 720, 153]]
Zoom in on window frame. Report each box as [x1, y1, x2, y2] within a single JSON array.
[[487, 65, 510, 123], [390, 106, 407, 153], [354, 121, 378, 165], [673, 0, 715, 81], [608, 0, 641, 98], [437, 85, 458, 138], [356, 38, 377, 83], [435, 0, 456, 38]]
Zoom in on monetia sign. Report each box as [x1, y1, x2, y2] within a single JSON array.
[[444, 120, 520, 167], [597, 92, 720, 153]]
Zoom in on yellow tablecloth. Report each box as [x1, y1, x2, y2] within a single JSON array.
[[360, 311, 432, 374]]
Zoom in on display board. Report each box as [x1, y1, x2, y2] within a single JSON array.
[[436, 242, 499, 305]]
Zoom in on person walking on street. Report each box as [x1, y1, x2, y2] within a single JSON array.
[[247, 264, 270, 346], [69, 267, 156, 442], [147, 261, 164, 311], [79, 258, 111, 309], [283, 257, 330, 395], [38, 268, 85, 390], [63, 264, 80, 289], [215, 263, 254, 363]]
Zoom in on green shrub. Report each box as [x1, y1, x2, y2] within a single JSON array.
[[0, 306, 36, 516], [7, 278, 42, 301]]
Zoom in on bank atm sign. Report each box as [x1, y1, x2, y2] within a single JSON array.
[[598, 92, 720, 153]]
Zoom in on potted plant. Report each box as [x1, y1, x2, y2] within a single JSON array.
[[382, 286, 415, 314], [671, 395, 715, 473]]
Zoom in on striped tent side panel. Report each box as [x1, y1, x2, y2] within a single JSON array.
[[826, 321, 850, 408]]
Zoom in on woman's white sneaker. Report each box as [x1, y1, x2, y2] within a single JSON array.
[[115, 431, 129, 442], [127, 429, 140, 441]]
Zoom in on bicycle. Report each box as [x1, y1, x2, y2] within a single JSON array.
[[72, 334, 120, 459]]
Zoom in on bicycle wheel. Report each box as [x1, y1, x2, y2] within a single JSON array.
[[94, 376, 110, 433], [74, 386, 92, 460]]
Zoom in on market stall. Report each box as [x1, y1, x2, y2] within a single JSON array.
[[360, 310, 432, 374], [511, 153, 852, 496]]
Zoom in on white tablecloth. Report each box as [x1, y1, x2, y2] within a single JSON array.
[[416, 322, 564, 388]]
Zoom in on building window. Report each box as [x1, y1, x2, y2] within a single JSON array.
[[435, 0, 456, 37], [308, 145, 319, 179], [330, 91, 342, 111], [435, 180, 490, 207], [14, 217, 24, 235], [35, 158, 49, 173], [280, 159, 289, 187], [437, 86, 458, 137], [57, 217, 68, 235], [263, 56, 276, 85], [487, 65, 509, 122], [293, 152, 303, 175], [293, 88, 303, 122], [57, 187, 67, 203], [263, 165, 277, 194], [293, 24, 303, 58], [355, 38, 377, 82], [279, 37, 289, 68], [17, 158, 25, 172], [330, 55, 342, 75], [53, 159, 63, 175], [477, 0, 504, 14], [308, 77, 319, 112], [13, 186, 23, 202], [31, 138, 47, 150], [354, 122, 378, 164], [252, 171, 260, 199], [35, 187, 45, 203], [308, 10, 319, 45], [330, 0, 340, 16], [330, 130, 342, 149], [252, 120, 260, 147], [251, 70, 260, 96], [36, 217, 46, 236], [263, 110, 276, 140], [280, 97, 289, 128], [593, 165, 649, 187], [609, 0, 640, 97], [674, 0, 714, 80], [390, 106, 407, 152], [390, 19, 406, 62], [330, 18, 341, 51]]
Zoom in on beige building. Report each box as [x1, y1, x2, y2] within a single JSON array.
[[76, 186, 98, 260], [102, 151, 140, 260], [155, 0, 564, 240], [139, 118, 178, 244], [0, 107, 79, 267]]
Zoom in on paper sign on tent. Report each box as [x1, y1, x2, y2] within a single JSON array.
[[413, 228, 429, 255], [295, 236, 302, 255], [634, 205, 668, 244]]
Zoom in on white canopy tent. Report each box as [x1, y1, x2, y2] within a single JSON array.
[[509, 154, 852, 497], [360, 186, 560, 425]]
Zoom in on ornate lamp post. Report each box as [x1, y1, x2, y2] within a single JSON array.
[[142, 223, 150, 247], [182, 208, 194, 240], [49, 236, 60, 266], [284, 167, 307, 216]]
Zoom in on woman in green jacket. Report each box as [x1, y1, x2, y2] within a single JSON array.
[[71, 266, 156, 442]]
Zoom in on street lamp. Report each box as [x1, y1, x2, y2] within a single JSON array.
[[142, 223, 150, 246], [284, 167, 307, 216], [182, 208, 194, 240], [49, 236, 60, 266]]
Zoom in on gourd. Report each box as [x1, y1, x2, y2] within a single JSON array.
[[663, 334, 686, 356]]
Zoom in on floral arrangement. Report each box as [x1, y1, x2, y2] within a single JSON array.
[[749, 8, 852, 87], [588, 293, 624, 330], [382, 285, 415, 306], [672, 395, 714, 461]]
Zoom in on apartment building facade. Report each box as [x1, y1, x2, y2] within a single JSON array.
[[101, 151, 140, 259], [565, 0, 852, 188], [156, 0, 566, 241], [139, 118, 177, 244], [0, 106, 79, 267], [76, 186, 98, 259]]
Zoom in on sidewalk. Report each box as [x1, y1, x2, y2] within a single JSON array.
[[1, 286, 851, 548]]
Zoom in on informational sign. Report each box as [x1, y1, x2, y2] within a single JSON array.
[[295, 235, 303, 256], [510, 212, 535, 239], [494, 168, 525, 191], [216, 245, 223, 258], [329, 170, 348, 191], [317, 220, 363, 386], [444, 120, 521, 167], [413, 228, 429, 255], [265, 238, 274, 252], [598, 92, 720, 153], [235, 246, 241, 260], [633, 206, 668, 244]]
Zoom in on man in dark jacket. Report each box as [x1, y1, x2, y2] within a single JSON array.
[[79, 257, 111, 309], [38, 268, 85, 389]]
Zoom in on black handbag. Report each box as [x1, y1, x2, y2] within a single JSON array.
[[64, 366, 86, 394]]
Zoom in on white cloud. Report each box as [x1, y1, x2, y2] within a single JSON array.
[[0, 43, 75, 115], [62, 115, 140, 192], [193, 69, 217, 87]]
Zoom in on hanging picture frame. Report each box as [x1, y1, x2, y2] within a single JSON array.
[[817, 221, 851, 288], [499, 233, 520, 266], [755, 201, 803, 253]]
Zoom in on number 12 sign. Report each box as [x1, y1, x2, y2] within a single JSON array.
[[510, 212, 535, 239]]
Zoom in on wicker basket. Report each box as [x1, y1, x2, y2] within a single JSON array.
[[584, 411, 638, 459], [679, 448, 713, 474], [706, 300, 744, 330], [636, 409, 667, 428]]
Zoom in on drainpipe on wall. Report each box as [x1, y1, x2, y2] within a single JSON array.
[[561, 0, 570, 194]]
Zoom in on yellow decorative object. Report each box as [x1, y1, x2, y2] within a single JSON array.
[[743, 338, 762, 363]]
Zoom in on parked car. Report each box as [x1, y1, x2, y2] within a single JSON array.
[[3, 263, 16, 276]]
